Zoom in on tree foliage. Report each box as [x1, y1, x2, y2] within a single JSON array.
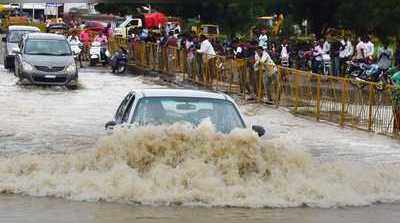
[[96, 0, 400, 38]]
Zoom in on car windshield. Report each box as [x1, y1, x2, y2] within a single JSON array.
[[24, 39, 71, 56], [7, 30, 37, 43], [132, 97, 245, 133], [116, 19, 125, 27]]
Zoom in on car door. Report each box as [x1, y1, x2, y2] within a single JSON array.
[[114, 92, 136, 124], [14, 39, 24, 76]]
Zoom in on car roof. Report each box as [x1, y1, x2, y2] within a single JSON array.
[[25, 32, 66, 40], [134, 89, 230, 100], [9, 25, 40, 31]]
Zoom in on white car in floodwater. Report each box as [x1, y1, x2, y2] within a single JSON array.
[[106, 89, 266, 136]]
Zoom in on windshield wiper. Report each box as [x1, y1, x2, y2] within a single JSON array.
[[26, 53, 54, 55], [26, 53, 70, 56], [53, 53, 71, 56]]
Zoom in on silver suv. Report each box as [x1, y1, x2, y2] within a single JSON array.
[[2, 25, 40, 70], [14, 33, 78, 88]]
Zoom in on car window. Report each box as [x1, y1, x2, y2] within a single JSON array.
[[131, 97, 245, 133], [7, 30, 38, 43], [127, 20, 139, 27], [24, 39, 71, 56], [115, 93, 134, 123]]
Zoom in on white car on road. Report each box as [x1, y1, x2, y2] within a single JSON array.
[[106, 89, 266, 136]]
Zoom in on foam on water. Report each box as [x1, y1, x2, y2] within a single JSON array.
[[1, 121, 400, 208]]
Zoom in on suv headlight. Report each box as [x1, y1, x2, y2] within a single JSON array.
[[66, 63, 77, 75], [22, 61, 34, 72]]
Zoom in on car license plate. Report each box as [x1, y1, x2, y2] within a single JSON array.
[[45, 75, 56, 78]]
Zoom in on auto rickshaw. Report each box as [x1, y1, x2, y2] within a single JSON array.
[[47, 23, 68, 35], [192, 24, 220, 41]]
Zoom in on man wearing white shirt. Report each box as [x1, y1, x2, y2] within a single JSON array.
[[312, 40, 324, 73], [355, 37, 367, 62], [365, 37, 375, 62], [197, 35, 216, 59], [254, 47, 277, 102], [258, 29, 268, 50], [197, 35, 216, 83], [339, 37, 353, 73], [323, 39, 331, 55]]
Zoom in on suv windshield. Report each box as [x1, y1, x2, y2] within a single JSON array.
[[24, 39, 71, 56], [7, 30, 37, 43], [132, 97, 245, 133]]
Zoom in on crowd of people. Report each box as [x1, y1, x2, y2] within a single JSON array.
[[125, 25, 400, 77], [49, 16, 400, 96]]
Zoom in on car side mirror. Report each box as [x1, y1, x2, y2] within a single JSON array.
[[252, 125, 266, 137], [2, 37, 6, 42], [12, 48, 20, 54], [105, 121, 117, 129]]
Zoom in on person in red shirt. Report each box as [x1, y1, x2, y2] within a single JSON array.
[[80, 29, 90, 61]]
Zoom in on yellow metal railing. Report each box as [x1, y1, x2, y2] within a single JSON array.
[[110, 37, 400, 137]]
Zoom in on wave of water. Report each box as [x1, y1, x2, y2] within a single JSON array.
[[1, 121, 400, 208]]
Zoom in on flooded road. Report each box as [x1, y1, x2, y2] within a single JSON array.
[[0, 67, 154, 152], [1, 65, 400, 222]]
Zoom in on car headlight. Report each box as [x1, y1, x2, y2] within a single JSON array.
[[66, 63, 77, 75], [22, 61, 34, 72]]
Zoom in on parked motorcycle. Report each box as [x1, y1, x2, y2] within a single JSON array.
[[110, 47, 128, 74], [346, 60, 366, 78], [89, 41, 110, 66], [349, 62, 392, 90]]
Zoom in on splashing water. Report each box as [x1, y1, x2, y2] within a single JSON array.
[[1, 121, 400, 208]]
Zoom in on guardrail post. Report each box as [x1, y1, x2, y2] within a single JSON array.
[[294, 69, 300, 112], [340, 79, 347, 127], [316, 75, 321, 121], [257, 64, 263, 102], [368, 83, 374, 131]]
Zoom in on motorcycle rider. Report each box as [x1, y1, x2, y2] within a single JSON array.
[[111, 47, 128, 73], [68, 34, 83, 67]]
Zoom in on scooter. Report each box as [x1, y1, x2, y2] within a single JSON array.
[[70, 41, 83, 67], [89, 41, 110, 66], [110, 47, 128, 74]]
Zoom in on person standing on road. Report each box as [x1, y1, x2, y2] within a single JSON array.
[[254, 47, 276, 102], [80, 29, 90, 61], [197, 35, 216, 83]]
